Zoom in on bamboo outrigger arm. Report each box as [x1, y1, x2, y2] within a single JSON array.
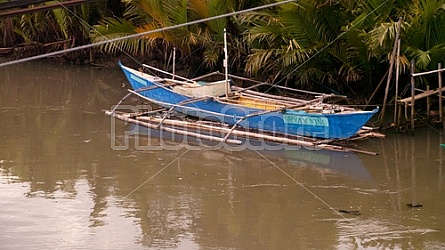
[[211, 72, 347, 98], [127, 89, 242, 120], [156, 96, 214, 128], [106, 112, 243, 145], [221, 102, 311, 143], [142, 64, 196, 84], [110, 92, 133, 114], [107, 107, 381, 155], [110, 84, 174, 114]]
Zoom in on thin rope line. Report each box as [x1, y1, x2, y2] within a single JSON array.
[[0, 0, 297, 68], [121, 149, 190, 199], [253, 150, 382, 246]]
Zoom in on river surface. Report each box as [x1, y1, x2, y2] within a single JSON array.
[[0, 60, 444, 250]]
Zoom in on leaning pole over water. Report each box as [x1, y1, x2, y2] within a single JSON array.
[[379, 17, 403, 129]]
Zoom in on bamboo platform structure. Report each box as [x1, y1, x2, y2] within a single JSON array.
[[105, 108, 384, 156], [394, 63, 445, 131]]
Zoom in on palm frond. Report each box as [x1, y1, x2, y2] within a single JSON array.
[[91, 17, 147, 55], [50, 4, 70, 40]]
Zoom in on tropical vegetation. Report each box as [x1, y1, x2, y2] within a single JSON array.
[[2, 0, 445, 98]]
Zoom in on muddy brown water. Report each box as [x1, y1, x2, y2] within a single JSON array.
[[1, 60, 444, 249]]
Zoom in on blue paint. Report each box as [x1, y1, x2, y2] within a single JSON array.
[[119, 62, 379, 139]]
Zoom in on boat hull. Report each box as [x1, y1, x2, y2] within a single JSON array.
[[119, 63, 378, 139]]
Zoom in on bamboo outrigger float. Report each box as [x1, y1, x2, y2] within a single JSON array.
[[105, 106, 383, 155]]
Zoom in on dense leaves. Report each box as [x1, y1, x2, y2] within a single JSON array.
[[0, 0, 121, 62], [2, 0, 445, 96]]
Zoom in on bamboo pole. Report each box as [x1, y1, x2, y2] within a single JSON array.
[[380, 17, 403, 128], [228, 73, 344, 97], [142, 64, 194, 83], [427, 85, 431, 123], [134, 115, 379, 155], [397, 104, 402, 131], [394, 39, 401, 126], [218, 72, 346, 98], [222, 102, 310, 142], [412, 67, 445, 77], [128, 89, 237, 119], [106, 112, 243, 145], [191, 71, 221, 81], [223, 28, 230, 97], [172, 47, 176, 80], [411, 60, 415, 133], [138, 115, 317, 148], [439, 63, 443, 128], [232, 86, 305, 104], [110, 92, 132, 113], [404, 102, 408, 125], [366, 70, 389, 106], [231, 86, 331, 106], [398, 86, 445, 103], [156, 96, 213, 127]]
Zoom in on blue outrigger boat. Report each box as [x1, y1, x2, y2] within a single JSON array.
[[118, 61, 378, 140], [117, 29, 378, 140]]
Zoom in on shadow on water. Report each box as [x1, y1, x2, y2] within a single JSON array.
[[124, 124, 372, 181]]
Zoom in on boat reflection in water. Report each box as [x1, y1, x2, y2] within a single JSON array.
[[119, 124, 372, 180]]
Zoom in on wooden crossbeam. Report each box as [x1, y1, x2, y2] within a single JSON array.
[[398, 86, 445, 104], [0, 0, 105, 18], [0, 0, 51, 11]]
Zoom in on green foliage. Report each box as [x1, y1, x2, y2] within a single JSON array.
[[3, 0, 445, 95], [92, 17, 144, 56], [241, 0, 365, 87], [91, 0, 241, 69], [0, 1, 117, 51], [403, 0, 445, 70], [238, 0, 445, 91]]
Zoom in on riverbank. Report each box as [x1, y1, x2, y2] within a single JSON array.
[[0, 45, 375, 107]]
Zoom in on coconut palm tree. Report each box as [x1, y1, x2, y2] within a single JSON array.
[[361, 0, 445, 93], [90, 0, 253, 72], [404, 0, 445, 70], [240, 0, 441, 94], [240, 0, 376, 89]]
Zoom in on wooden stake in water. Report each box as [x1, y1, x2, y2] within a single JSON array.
[[410, 60, 415, 133], [439, 63, 443, 128], [394, 38, 401, 127], [427, 85, 431, 123]]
